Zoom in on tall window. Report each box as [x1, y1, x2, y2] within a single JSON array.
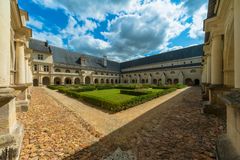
[[43, 65, 49, 72], [38, 54, 43, 60], [34, 64, 38, 71]]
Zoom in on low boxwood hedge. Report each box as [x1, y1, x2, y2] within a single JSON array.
[[120, 89, 152, 96], [58, 87, 176, 112]]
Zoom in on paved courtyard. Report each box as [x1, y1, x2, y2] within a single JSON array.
[[17, 87, 225, 160]]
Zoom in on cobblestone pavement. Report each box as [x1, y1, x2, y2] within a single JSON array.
[[45, 87, 189, 135], [17, 88, 101, 160], [62, 87, 225, 160], [18, 87, 225, 160]]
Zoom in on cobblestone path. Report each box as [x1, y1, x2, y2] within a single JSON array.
[[18, 87, 225, 160], [17, 88, 100, 160], [62, 87, 225, 160], [45, 87, 189, 135]]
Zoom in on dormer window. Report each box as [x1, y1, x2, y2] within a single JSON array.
[[66, 70, 70, 73], [55, 69, 61, 72], [38, 54, 43, 60]]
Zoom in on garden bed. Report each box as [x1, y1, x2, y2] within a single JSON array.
[[47, 84, 184, 112]]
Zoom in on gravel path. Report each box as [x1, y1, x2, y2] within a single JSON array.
[[17, 88, 100, 160]]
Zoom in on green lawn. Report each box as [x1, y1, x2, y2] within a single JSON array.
[[80, 88, 165, 104], [80, 89, 136, 103], [48, 84, 179, 112]]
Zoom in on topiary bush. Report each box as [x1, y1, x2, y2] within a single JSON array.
[[120, 89, 152, 96]]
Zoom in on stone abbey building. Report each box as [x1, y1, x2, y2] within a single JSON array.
[[30, 39, 203, 87], [0, 0, 32, 159], [202, 0, 240, 159]]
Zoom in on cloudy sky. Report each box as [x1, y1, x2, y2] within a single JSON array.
[[19, 0, 208, 62]]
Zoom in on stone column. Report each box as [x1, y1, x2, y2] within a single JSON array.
[[234, 0, 240, 88], [16, 41, 26, 84], [25, 58, 29, 84], [0, 0, 11, 87], [207, 54, 211, 83], [202, 63, 207, 83], [211, 35, 223, 85]]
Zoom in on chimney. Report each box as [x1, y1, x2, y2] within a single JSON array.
[[103, 55, 107, 67]]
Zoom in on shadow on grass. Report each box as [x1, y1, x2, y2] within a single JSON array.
[[62, 87, 221, 160]]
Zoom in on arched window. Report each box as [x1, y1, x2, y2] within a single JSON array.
[[55, 69, 61, 72], [66, 70, 70, 73], [170, 71, 175, 74], [75, 70, 79, 73]]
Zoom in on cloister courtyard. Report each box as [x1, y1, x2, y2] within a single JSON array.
[[17, 85, 225, 159]]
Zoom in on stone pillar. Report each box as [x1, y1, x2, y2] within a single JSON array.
[[202, 63, 207, 84], [16, 41, 26, 84], [211, 35, 223, 85], [207, 54, 211, 83], [234, 0, 240, 88], [0, 0, 11, 87], [25, 58, 29, 84], [28, 65, 33, 84]]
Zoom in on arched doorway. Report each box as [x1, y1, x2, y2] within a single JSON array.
[[185, 78, 193, 86], [85, 76, 91, 84], [74, 78, 80, 84], [141, 79, 145, 83], [124, 80, 127, 84], [101, 79, 104, 84], [174, 79, 179, 84], [158, 79, 162, 85], [106, 79, 109, 84], [167, 79, 172, 85], [65, 78, 72, 85], [115, 79, 118, 84], [194, 79, 200, 85], [54, 77, 61, 85], [42, 77, 50, 85], [153, 79, 158, 85], [94, 79, 99, 84], [132, 79, 135, 83], [33, 79, 39, 86]]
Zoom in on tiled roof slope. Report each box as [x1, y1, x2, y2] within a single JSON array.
[[50, 46, 120, 72], [120, 44, 203, 69], [29, 39, 120, 72], [29, 39, 51, 53], [29, 39, 203, 73]]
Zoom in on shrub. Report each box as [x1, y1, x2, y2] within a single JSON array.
[[120, 89, 152, 96], [70, 86, 96, 92], [96, 84, 115, 90]]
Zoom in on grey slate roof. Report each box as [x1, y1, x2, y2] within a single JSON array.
[[120, 44, 204, 69], [29, 39, 203, 73], [29, 39, 51, 53], [50, 46, 120, 72]]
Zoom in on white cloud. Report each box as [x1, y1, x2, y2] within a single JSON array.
[[31, 0, 139, 21], [33, 31, 64, 48], [27, 16, 44, 30], [30, 0, 207, 61], [189, 3, 207, 39]]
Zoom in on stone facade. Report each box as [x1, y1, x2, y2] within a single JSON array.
[[30, 40, 203, 86], [202, 0, 240, 159], [0, 0, 32, 159]]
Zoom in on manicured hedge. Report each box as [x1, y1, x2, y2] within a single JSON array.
[[58, 87, 176, 112], [120, 89, 152, 96]]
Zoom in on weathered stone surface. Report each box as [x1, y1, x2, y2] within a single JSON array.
[[17, 88, 100, 159]]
